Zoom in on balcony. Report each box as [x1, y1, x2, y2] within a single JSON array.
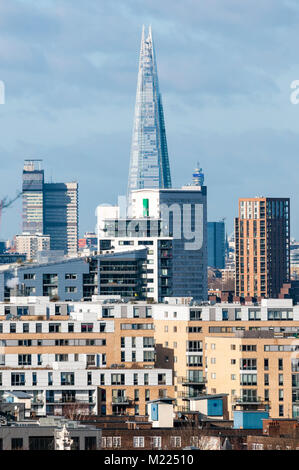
[[177, 376, 207, 386], [111, 396, 133, 405], [232, 396, 270, 411], [178, 391, 203, 400]]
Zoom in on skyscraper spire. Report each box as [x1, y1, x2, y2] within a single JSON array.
[[127, 26, 172, 196]]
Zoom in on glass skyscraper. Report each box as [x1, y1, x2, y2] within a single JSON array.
[[127, 26, 172, 197]]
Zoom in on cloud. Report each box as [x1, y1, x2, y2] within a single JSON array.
[[0, 0, 299, 240]]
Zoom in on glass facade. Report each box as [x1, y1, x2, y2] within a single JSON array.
[[208, 221, 225, 269], [127, 26, 171, 196]]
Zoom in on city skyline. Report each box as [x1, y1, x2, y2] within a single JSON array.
[[1, 1, 299, 242]]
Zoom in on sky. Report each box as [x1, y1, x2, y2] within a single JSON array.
[[1, 0, 299, 240]]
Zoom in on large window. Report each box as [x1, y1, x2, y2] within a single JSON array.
[[11, 373, 25, 386], [18, 354, 31, 366], [111, 374, 125, 385], [60, 372, 74, 386], [29, 437, 54, 450]]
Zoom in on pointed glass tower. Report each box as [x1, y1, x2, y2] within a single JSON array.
[[127, 26, 172, 196]]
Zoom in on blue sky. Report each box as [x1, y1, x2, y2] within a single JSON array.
[[1, 0, 299, 240]]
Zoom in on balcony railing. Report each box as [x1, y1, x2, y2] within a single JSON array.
[[111, 396, 133, 405], [232, 396, 270, 408], [178, 391, 203, 400], [177, 376, 207, 386]]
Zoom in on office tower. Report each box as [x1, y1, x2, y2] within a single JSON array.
[[44, 182, 78, 255], [208, 221, 225, 269], [21, 161, 78, 256], [127, 26, 171, 200], [235, 197, 290, 299], [22, 160, 44, 234]]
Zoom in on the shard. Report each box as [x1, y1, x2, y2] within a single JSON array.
[[127, 26, 172, 196]]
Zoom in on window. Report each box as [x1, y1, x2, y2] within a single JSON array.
[[241, 345, 257, 351], [144, 373, 149, 386], [158, 374, 166, 385], [36, 323, 42, 333], [145, 389, 150, 401], [111, 374, 125, 385], [264, 358, 269, 370], [187, 356, 203, 367], [134, 389, 139, 402], [231, 344, 236, 350], [211, 373, 216, 379], [279, 389, 284, 402], [231, 359, 236, 365], [11, 438, 23, 450], [87, 355, 95, 366], [143, 337, 154, 348], [264, 374, 269, 386], [23, 323, 29, 333], [81, 323, 93, 332], [240, 374, 257, 386], [11, 373, 25, 386], [55, 354, 68, 362], [240, 359, 257, 370], [87, 372, 92, 385], [18, 354, 31, 366], [85, 437, 97, 450], [144, 351, 155, 362], [10, 323, 16, 333], [68, 323, 74, 333], [133, 437, 144, 448], [134, 374, 138, 385], [279, 405, 284, 417], [190, 436, 199, 447], [32, 372, 37, 386], [48, 372, 53, 386], [65, 273, 77, 280], [24, 273, 35, 280], [112, 437, 121, 448], [29, 437, 54, 450], [279, 358, 283, 370], [49, 323, 61, 333], [60, 372, 74, 386], [65, 286, 77, 293], [279, 374, 284, 386], [170, 436, 181, 448], [151, 436, 161, 449]]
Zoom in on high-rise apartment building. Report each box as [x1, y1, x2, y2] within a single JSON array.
[[97, 181, 208, 302], [44, 182, 78, 255], [208, 221, 225, 269], [22, 161, 78, 256], [15, 233, 50, 261], [235, 197, 290, 298], [22, 160, 44, 234], [127, 26, 171, 201]]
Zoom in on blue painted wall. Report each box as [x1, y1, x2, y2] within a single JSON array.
[[234, 411, 269, 429], [207, 398, 223, 416]]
